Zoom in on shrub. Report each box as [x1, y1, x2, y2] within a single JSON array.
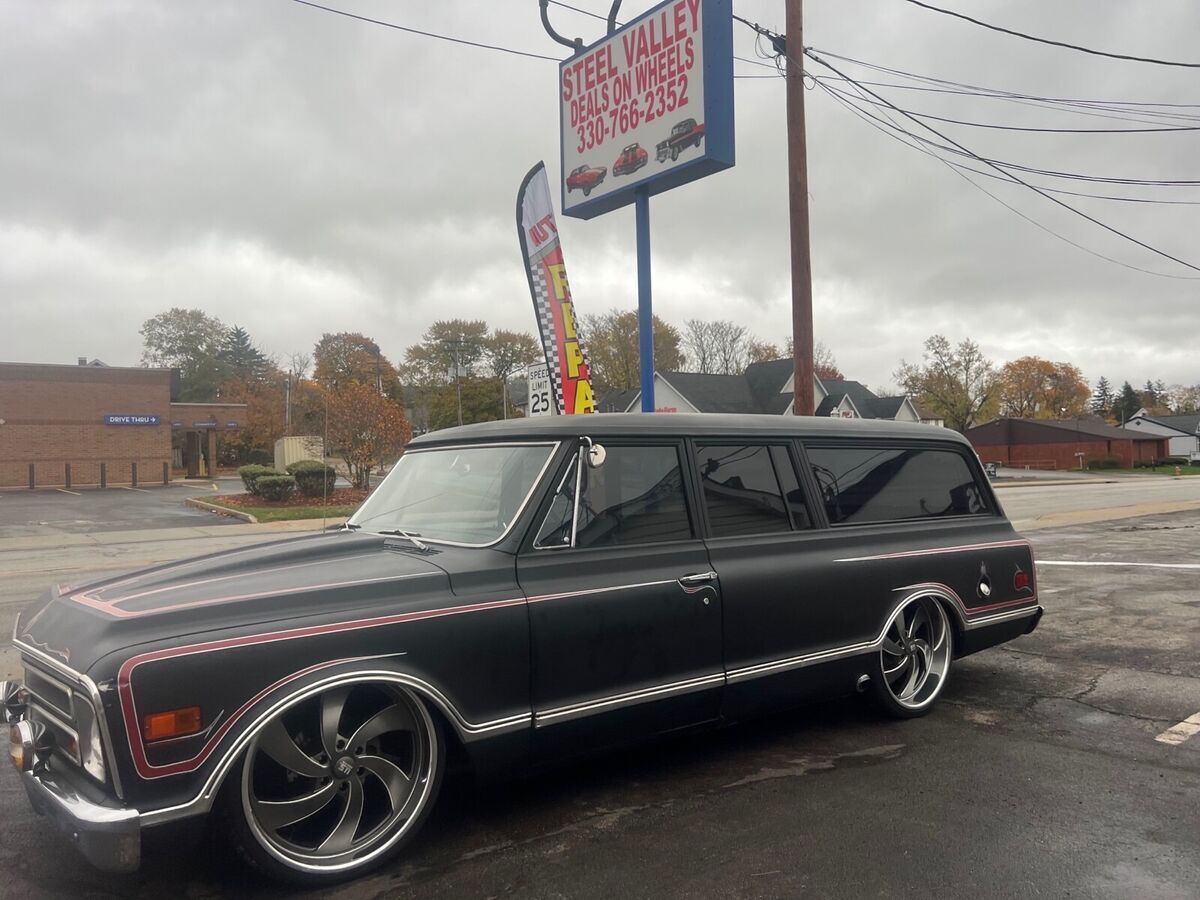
[[286, 459, 337, 498], [255, 475, 297, 502], [238, 464, 280, 495], [246, 448, 273, 466], [1087, 456, 1122, 470]]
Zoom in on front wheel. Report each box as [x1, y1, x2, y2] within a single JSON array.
[[222, 682, 443, 886], [869, 596, 953, 718]]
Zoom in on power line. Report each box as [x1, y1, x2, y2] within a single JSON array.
[[812, 79, 1200, 278], [816, 81, 1200, 134], [291, 0, 562, 61], [803, 48, 1200, 275], [902, 0, 1200, 69]]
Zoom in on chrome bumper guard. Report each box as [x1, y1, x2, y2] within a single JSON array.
[[20, 765, 141, 874]]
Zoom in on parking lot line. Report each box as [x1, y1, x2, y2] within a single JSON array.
[[1155, 712, 1200, 746], [55, 488, 81, 496], [1038, 560, 1200, 570], [121, 486, 151, 493]]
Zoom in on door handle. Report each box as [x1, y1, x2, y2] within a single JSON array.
[[678, 571, 717, 588]]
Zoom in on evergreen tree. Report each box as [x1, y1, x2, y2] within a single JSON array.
[[1111, 381, 1141, 424], [1090, 376, 1113, 417], [219, 326, 270, 383]]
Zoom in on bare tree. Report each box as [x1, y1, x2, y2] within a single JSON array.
[[683, 319, 750, 374]]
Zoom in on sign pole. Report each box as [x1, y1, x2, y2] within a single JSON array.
[[635, 186, 654, 412]]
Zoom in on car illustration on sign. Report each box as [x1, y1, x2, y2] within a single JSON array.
[[4, 414, 1042, 885], [656, 118, 707, 163], [612, 143, 648, 177], [565, 164, 607, 196]]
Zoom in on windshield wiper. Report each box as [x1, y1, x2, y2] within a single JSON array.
[[377, 529, 429, 551]]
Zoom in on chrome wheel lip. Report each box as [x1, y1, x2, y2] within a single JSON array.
[[241, 684, 438, 875], [880, 597, 952, 710]]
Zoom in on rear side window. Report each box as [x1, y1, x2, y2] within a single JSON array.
[[695, 444, 792, 537], [807, 445, 990, 525]]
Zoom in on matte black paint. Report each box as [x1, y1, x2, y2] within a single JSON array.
[[11, 414, 1040, 835]]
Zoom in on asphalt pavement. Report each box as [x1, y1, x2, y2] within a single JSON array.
[[0, 481, 1198, 897]]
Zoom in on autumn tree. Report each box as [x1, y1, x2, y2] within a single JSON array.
[[745, 340, 781, 366], [997, 357, 1089, 418], [323, 381, 412, 489], [482, 330, 541, 381], [895, 335, 998, 432], [140, 307, 230, 401], [582, 308, 682, 393], [784, 337, 844, 380], [313, 332, 401, 397]]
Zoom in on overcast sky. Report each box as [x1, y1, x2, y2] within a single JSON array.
[[3, 0, 1199, 393]]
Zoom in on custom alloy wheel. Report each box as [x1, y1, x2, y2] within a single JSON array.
[[231, 682, 442, 884], [870, 597, 953, 718]]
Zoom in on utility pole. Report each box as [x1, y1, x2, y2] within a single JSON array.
[[442, 338, 464, 427], [786, 0, 815, 415]]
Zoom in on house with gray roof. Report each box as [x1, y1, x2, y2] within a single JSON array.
[[1123, 409, 1200, 460], [594, 360, 929, 423]]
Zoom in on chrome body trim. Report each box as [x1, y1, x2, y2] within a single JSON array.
[[13, 639, 125, 800], [534, 673, 726, 726], [20, 767, 140, 873], [348, 440, 561, 548]]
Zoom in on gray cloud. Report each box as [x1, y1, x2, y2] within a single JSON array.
[[2, 0, 1198, 392]]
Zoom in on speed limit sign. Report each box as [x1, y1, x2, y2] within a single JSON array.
[[527, 363, 555, 416]]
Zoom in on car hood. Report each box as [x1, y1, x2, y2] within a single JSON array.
[[14, 531, 453, 676]]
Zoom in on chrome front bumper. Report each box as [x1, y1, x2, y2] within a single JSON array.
[[20, 765, 141, 873]]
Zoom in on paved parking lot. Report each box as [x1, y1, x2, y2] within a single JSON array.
[[0, 478, 244, 539], [0, 485, 1198, 897]]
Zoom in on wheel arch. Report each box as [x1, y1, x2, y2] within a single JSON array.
[[140, 660, 528, 828]]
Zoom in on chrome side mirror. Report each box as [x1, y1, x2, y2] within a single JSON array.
[[586, 443, 606, 469]]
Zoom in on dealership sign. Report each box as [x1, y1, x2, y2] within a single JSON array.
[[104, 414, 160, 426], [559, 0, 733, 219]]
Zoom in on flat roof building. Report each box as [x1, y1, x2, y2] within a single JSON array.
[[0, 360, 246, 488]]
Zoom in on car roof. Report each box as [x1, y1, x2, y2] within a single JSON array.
[[410, 413, 971, 448]]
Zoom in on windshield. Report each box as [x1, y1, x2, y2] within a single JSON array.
[[349, 443, 557, 545]]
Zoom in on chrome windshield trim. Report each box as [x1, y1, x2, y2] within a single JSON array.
[[14, 638, 125, 800], [348, 440, 561, 549]]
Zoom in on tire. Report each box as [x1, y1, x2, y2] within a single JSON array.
[[869, 596, 953, 719], [220, 682, 444, 886], [670, 146, 679, 161], [583, 186, 591, 196]]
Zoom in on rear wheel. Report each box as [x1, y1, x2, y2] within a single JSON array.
[[223, 682, 443, 886], [869, 597, 953, 718]]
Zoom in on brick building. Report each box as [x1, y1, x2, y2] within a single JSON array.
[[0, 360, 246, 488], [964, 417, 1169, 470]]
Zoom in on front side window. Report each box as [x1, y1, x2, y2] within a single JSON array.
[[808, 445, 990, 525], [350, 443, 555, 545], [695, 444, 792, 537], [535, 444, 693, 549]]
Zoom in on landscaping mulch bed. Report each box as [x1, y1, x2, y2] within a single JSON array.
[[219, 488, 371, 509]]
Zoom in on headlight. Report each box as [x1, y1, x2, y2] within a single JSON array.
[[9, 720, 51, 772]]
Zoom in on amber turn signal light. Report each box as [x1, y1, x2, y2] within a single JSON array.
[[143, 707, 202, 742]]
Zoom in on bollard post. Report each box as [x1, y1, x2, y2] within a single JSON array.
[[131, 462, 138, 488], [28, 463, 34, 490], [65, 463, 71, 491], [163, 461, 169, 485], [100, 462, 107, 489]]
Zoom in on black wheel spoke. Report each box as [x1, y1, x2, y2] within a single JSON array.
[[253, 779, 339, 831], [320, 686, 352, 758], [359, 754, 412, 811], [258, 718, 326, 778], [348, 702, 416, 749], [318, 779, 365, 854]]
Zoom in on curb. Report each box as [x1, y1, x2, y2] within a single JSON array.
[[993, 479, 1118, 489], [185, 496, 259, 524]]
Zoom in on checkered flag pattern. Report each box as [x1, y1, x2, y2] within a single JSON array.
[[530, 258, 566, 414]]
